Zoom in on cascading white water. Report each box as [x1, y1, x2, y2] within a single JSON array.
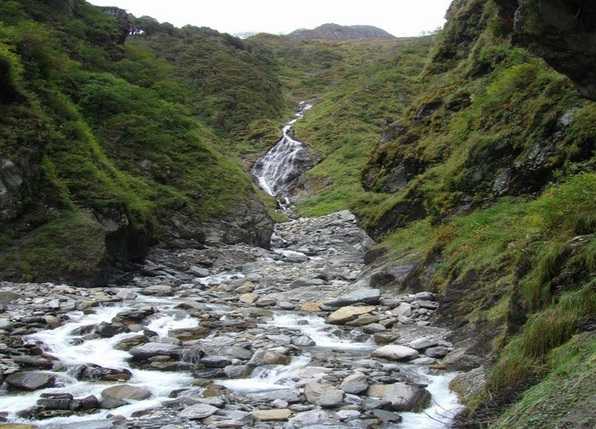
[[252, 102, 313, 207], [399, 369, 464, 429], [267, 312, 375, 351], [219, 311, 463, 429], [0, 304, 195, 427]]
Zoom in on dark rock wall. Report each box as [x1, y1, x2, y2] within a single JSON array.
[[497, 0, 596, 100]]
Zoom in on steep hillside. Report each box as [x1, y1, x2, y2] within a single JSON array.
[[0, 0, 278, 285], [289, 23, 396, 41], [127, 17, 285, 136]]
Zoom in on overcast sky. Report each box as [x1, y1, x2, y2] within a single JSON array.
[[88, 0, 453, 37]]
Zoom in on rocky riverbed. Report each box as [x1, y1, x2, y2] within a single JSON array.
[[0, 211, 465, 428]]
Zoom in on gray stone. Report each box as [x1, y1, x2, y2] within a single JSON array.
[[143, 285, 174, 297], [363, 323, 386, 334], [394, 302, 412, 318], [408, 337, 440, 350], [304, 383, 344, 408], [224, 365, 251, 378], [248, 389, 300, 403], [367, 383, 430, 412], [115, 289, 137, 301], [340, 372, 368, 394], [425, 346, 450, 358], [412, 292, 435, 301], [180, 403, 218, 420], [201, 356, 232, 368], [101, 385, 151, 402], [278, 301, 296, 310], [372, 409, 402, 423], [324, 289, 381, 307], [189, 266, 210, 278], [289, 410, 330, 426], [129, 342, 180, 360], [336, 409, 361, 421], [414, 300, 439, 310], [5, 372, 55, 391], [74, 364, 132, 382], [372, 345, 419, 361], [292, 335, 315, 347]]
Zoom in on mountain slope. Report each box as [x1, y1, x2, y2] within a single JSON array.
[[0, 0, 277, 285], [289, 23, 396, 41]]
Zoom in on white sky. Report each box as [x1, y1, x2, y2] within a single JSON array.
[[88, 0, 453, 37]]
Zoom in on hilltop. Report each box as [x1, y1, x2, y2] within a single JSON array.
[[288, 23, 396, 41]]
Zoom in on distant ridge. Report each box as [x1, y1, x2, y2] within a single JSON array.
[[289, 23, 396, 41]]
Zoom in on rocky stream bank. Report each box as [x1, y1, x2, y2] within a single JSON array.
[[0, 210, 471, 428]]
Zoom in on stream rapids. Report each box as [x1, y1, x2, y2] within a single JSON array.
[[0, 104, 463, 428]]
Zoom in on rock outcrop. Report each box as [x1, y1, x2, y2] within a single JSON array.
[[496, 0, 596, 100]]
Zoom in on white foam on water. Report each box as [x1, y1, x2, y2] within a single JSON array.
[[399, 369, 464, 429], [0, 305, 194, 425], [217, 354, 311, 393], [146, 313, 199, 338], [267, 312, 375, 351], [198, 272, 245, 286]]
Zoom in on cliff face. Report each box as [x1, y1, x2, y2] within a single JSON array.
[[496, 0, 596, 100], [289, 24, 396, 41]]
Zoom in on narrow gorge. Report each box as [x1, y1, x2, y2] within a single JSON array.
[[0, 0, 594, 428], [0, 104, 464, 428]]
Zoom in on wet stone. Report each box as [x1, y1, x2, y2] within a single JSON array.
[[179, 403, 219, 420], [5, 372, 55, 391]]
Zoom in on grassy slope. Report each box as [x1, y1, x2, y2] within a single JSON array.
[[254, 37, 434, 216], [366, 2, 596, 425], [0, 0, 279, 283]]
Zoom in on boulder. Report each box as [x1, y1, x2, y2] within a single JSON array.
[[200, 356, 232, 368], [239, 293, 257, 305], [180, 403, 219, 420], [425, 346, 450, 358], [324, 289, 381, 307], [96, 322, 128, 338], [394, 302, 412, 318], [143, 285, 173, 296], [74, 364, 132, 382], [367, 383, 430, 412], [304, 383, 344, 408], [5, 372, 55, 391], [129, 342, 180, 360], [292, 335, 315, 347], [414, 300, 439, 310], [248, 349, 290, 366], [327, 306, 376, 324], [340, 372, 368, 394], [408, 337, 440, 350], [372, 345, 419, 361], [101, 385, 151, 403]]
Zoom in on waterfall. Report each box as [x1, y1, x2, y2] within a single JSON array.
[[252, 102, 313, 208]]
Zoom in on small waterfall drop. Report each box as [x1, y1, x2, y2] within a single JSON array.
[[252, 102, 313, 209]]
